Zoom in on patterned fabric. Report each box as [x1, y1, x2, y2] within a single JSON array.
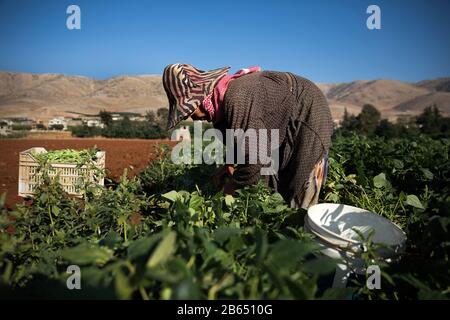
[[162, 63, 230, 129], [213, 71, 334, 209], [295, 154, 328, 209], [202, 66, 261, 123]]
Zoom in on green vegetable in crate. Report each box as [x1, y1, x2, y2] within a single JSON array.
[[31, 148, 98, 165]]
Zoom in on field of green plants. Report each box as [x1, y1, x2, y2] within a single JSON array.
[[0, 134, 448, 299]]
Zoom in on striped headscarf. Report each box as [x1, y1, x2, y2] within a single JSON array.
[[163, 63, 230, 129]]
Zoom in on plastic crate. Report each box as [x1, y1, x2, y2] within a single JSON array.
[[18, 147, 106, 197]]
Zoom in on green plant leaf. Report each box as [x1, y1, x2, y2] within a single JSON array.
[[173, 278, 202, 299], [213, 227, 242, 244], [420, 168, 434, 180], [189, 194, 204, 210], [255, 230, 268, 262], [147, 231, 177, 268], [40, 192, 48, 204], [103, 231, 123, 249], [267, 240, 317, 271], [115, 270, 134, 300], [373, 173, 387, 188], [302, 257, 337, 275], [51, 205, 60, 217], [405, 195, 424, 209], [127, 234, 162, 260], [162, 191, 180, 202], [61, 244, 114, 266], [224, 195, 235, 207], [392, 159, 404, 169]]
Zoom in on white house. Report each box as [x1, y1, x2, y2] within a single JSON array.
[[111, 114, 123, 121], [66, 118, 83, 127], [129, 115, 145, 121], [86, 118, 104, 128], [48, 117, 68, 130]]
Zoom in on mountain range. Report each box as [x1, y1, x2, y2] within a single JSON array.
[[0, 71, 449, 122]]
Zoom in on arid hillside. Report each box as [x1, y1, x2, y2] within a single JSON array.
[[1, 71, 449, 122]]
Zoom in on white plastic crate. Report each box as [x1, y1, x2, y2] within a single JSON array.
[[18, 147, 106, 197]]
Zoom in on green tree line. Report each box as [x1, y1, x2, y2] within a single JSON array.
[[337, 104, 450, 139], [70, 108, 171, 139]]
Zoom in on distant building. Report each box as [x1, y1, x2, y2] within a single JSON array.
[[2, 117, 33, 126], [67, 117, 83, 127], [48, 117, 68, 130], [110, 112, 144, 122], [333, 119, 341, 128], [85, 118, 104, 128], [1, 117, 33, 130], [111, 113, 123, 121], [129, 115, 145, 121]]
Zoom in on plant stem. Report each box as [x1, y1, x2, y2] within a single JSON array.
[[139, 287, 149, 300], [48, 206, 55, 236], [28, 225, 36, 250], [244, 195, 249, 222]]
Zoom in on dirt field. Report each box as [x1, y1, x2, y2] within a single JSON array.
[[0, 139, 175, 209], [24, 131, 74, 139]]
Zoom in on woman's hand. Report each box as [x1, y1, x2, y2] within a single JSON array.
[[226, 164, 235, 177]]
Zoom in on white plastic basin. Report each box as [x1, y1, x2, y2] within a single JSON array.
[[306, 203, 406, 255]]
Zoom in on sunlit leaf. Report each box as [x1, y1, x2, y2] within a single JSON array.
[[405, 195, 424, 209], [147, 231, 177, 268]]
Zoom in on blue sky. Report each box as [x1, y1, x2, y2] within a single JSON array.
[[0, 0, 449, 83]]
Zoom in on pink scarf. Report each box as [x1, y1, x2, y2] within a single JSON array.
[[202, 66, 261, 123]]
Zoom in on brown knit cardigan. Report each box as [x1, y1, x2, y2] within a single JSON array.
[[214, 71, 333, 207]]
